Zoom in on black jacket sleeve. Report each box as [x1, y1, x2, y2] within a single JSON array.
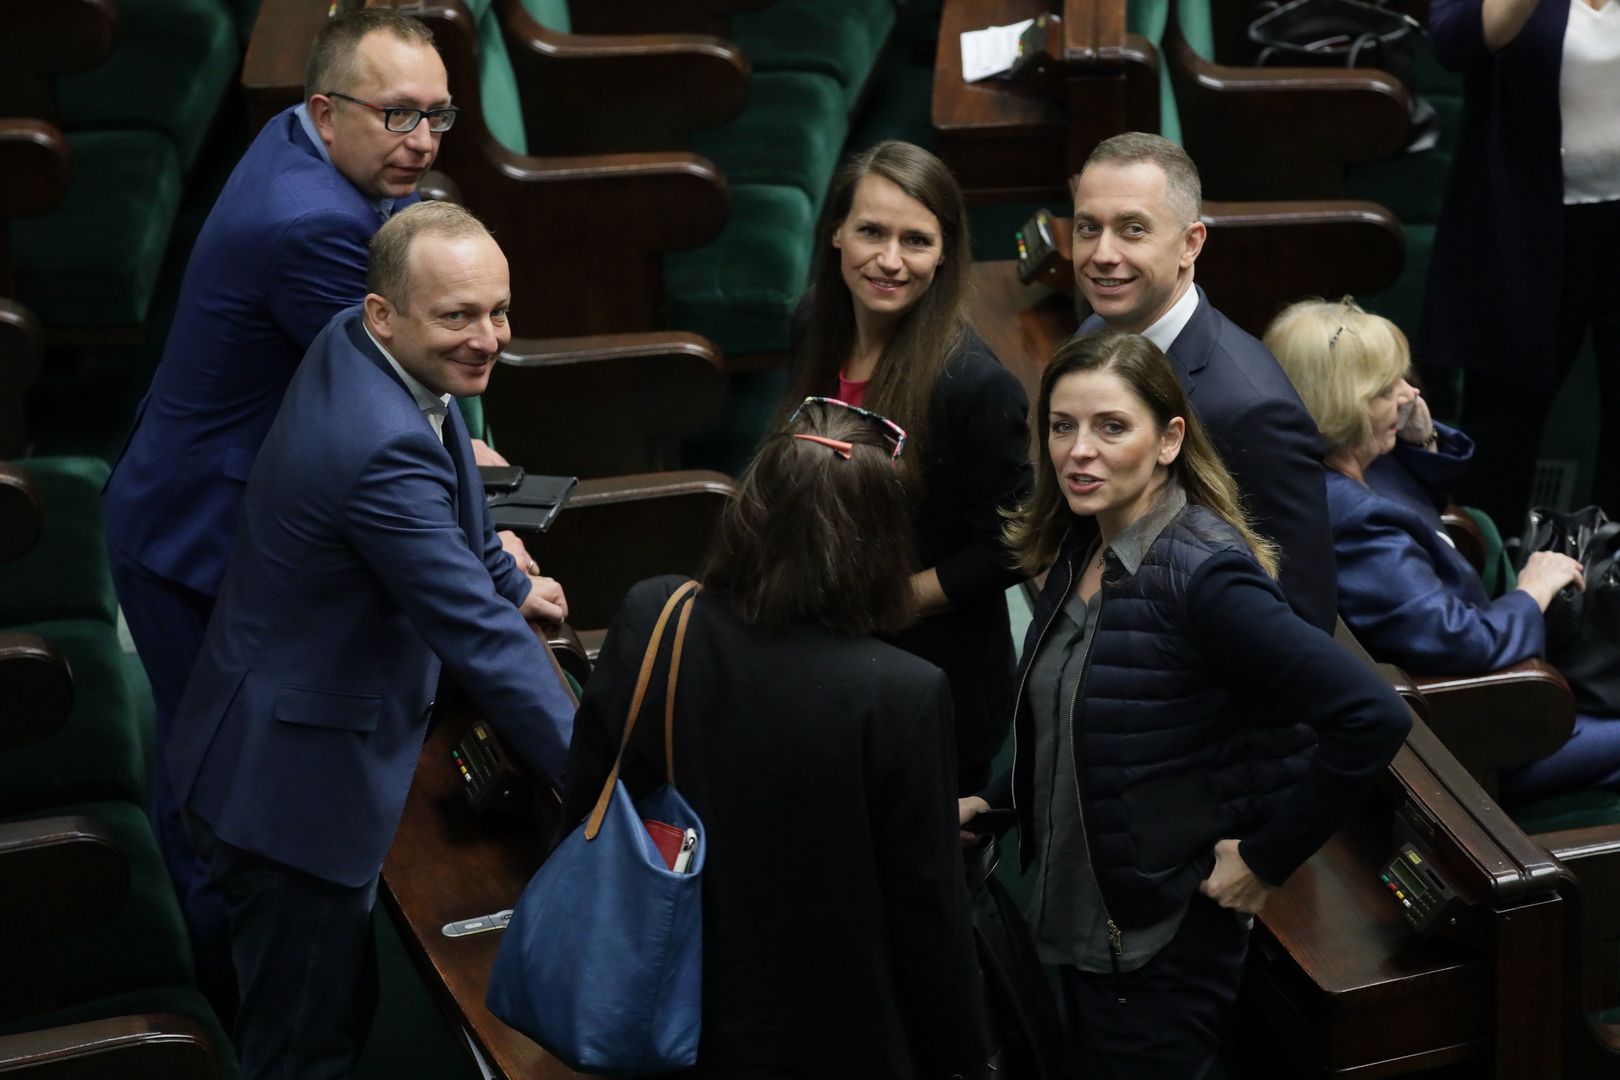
[[1184, 552, 1411, 885]]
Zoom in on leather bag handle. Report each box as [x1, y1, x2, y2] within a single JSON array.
[[585, 580, 699, 840]]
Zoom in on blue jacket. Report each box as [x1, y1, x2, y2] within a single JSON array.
[[1327, 468, 1544, 675], [988, 506, 1408, 930], [166, 309, 573, 888], [1082, 288, 1338, 632], [105, 107, 417, 597]]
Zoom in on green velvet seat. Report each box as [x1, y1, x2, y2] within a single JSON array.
[[55, 0, 241, 174], [689, 70, 848, 216], [666, 183, 816, 357], [1130, 0, 1185, 143], [0, 456, 118, 627], [729, 0, 897, 112], [3, 800, 195, 1007], [490, 0, 820, 356], [1, 619, 146, 814], [10, 130, 183, 330], [0, 984, 239, 1078]]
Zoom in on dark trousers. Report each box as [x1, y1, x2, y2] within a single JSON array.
[[1457, 198, 1620, 533], [108, 549, 236, 1024], [189, 815, 380, 1080], [1059, 895, 1251, 1080]]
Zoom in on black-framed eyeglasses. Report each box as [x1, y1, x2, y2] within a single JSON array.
[[787, 396, 908, 461], [326, 91, 459, 133]]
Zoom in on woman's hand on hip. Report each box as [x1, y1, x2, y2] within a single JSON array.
[[1199, 838, 1272, 915]]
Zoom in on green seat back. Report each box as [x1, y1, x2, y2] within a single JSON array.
[[1, 619, 146, 814], [731, 0, 896, 111], [0, 456, 118, 626], [1, 801, 196, 1006], [464, 0, 529, 155], [1128, 0, 1183, 145], [520, 0, 572, 33], [11, 131, 182, 329], [56, 0, 240, 173]]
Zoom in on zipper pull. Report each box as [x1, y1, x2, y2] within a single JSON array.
[[1107, 919, 1123, 955]]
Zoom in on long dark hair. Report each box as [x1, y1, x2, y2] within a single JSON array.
[[1003, 330, 1278, 577], [702, 401, 917, 636], [782, 140, 970, 466]]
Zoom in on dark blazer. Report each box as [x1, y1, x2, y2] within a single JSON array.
[[1421, 0, 1570, 390], [561, 576, 989, 1079], [1082, 287, 1338, 631], [789, 306, 1032, 780], [166, 309, 573, 889], [1327, 468, 1545, 675], [105, 107, 417, 598], [1365, 422, 1475, 533]]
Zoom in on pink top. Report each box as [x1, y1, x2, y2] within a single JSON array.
[[836, 369, 870, 408]]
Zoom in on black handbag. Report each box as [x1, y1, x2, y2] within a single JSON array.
[[1248, 0, 1422, 82], [966, 837, 1071, 1080], [1517, 506, 1620, 717]]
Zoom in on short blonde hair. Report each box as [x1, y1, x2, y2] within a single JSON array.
[[1263, 298, 1410, 455]]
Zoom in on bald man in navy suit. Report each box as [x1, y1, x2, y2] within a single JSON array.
[[168, 203, 572, 1078]]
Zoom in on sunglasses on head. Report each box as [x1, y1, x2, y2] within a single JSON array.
[[787, 397, 907, 461]]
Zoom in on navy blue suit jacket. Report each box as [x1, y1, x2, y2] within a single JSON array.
[[1083, 287, 1337, 631], [105, 107, 418, 598], [1327, 468, 1544, 675], [166, 309, 573, 888]]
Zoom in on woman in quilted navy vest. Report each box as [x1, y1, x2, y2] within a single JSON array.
[[960, 330, 1409, 1078]]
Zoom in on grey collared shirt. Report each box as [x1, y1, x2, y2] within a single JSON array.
[[1025, 484, 1191, 973]]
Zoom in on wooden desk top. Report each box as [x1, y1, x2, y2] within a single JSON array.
[[382, 690, 586, 1080], [933, 0, 1064, 136]]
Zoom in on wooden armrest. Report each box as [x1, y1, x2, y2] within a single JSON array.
[[0, 0, 118, 78], [0, 119, 72, 222], [489, 330, 725, 477], [0, 1013, 226, 1078], [503, 0, 750, 154], [538, 470, 735, 630], [546, 623, 592, 688], [566, 0, 774, 37], [0, 461, 43, 565], [1442, 506, 1487, 576], [1414, 659, 1576, 788], [1061, 0, 1128, 61], [0, 632, 74, 749], [0, 299, 44, 459], [415, 169, 463, 206], [1196, 199, 1404, 337], [1166, 0, 1411, 200], [0, 815, 129, 935], [406, 0, 729, 336], [1540, 824, 1620, 1025]]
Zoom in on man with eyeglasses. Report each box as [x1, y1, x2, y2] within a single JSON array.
[[102, 9, 493, 1026]]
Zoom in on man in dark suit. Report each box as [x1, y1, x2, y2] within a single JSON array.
[[1071, 132, 1337, 632], [167, 202, 573, 1079], [101, 10, 516, 1011]]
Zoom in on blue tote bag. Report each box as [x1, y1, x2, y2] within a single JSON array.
[[488, 580, 705, 1074]]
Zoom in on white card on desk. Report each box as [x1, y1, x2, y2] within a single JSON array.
[[960, 18, 1035, 82]]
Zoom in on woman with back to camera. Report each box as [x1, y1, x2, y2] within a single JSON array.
[[958, 330, 1409, 1077], [559, 400, 988, 1078], [783, 139, 1031, 794], [1265, 298, 1620, 807], [1422, 0, 1620, 532]]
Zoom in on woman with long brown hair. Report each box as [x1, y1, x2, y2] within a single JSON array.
[[962, 330, 1408, 1077], [782, 139, 1031, 793]]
